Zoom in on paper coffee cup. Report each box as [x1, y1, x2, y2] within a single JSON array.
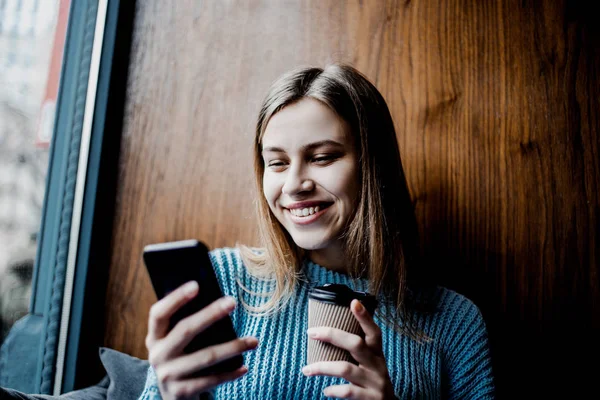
[[307, 284, 377, 364]]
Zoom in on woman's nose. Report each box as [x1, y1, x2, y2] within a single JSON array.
[[282, 165, 314, 195]]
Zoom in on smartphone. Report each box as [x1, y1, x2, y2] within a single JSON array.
[[143, 239, 243, 377]]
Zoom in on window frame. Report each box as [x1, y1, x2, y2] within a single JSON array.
[[0, 0, 135, 394]]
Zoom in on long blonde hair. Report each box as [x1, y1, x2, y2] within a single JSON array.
[[238, 64, 431, 340]]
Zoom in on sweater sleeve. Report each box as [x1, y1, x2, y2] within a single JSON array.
[[137, 366, 162, 400], [441, 291, 495, 399], [137, 367, 216, 400]]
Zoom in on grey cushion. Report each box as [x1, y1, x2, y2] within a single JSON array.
[[99, 347, 149, 400], [0, 347, 149, 400]]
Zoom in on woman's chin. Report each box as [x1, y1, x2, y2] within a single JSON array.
[[290, 235, 330, 251]]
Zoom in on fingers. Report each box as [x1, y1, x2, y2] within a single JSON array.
[[145, 285, 253, 400], [322, 384, 371, 399], [146, 281, 199, 346], [163, 366, 248, 399], [302, 361, 376, 388], [155, 337, 258, 380], [148, 296, 237, 365], [350, 300, 383, 355], [306, 326, 380, 370]]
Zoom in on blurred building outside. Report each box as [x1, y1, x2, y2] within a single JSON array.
[[0, 0, 67, 344]]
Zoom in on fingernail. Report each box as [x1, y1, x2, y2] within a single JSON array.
[[184, 281, 198, 296], [302, 366, 312, 376], [354, 300, 365, 314], [306, 328, 317, 338], [221, 296, 236, 310], [245, 337, 258, 347]]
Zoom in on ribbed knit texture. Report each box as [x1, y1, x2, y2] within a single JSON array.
[[138, 248, 495, 399]]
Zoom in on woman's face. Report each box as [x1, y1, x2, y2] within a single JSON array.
[[261, 98, 359, 253]]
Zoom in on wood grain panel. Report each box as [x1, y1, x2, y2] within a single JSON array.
[[104, 1, 599, 397]]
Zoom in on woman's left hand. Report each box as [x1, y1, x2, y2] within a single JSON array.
[[302, 299, 397, 399]]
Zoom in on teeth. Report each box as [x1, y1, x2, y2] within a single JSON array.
[[290, 205, 324, 217]]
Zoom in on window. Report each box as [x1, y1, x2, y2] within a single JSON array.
[[0, 0, 133, 394], [0, 0, 67, 347]]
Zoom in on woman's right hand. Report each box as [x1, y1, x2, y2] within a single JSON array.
[[145, 281, 258, 400]]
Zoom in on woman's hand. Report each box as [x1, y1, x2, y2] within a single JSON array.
[[302, 299, 396, 399], [145, 281, 258, 400]]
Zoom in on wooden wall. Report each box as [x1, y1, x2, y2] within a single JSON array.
[[103, 1, 599, 397]]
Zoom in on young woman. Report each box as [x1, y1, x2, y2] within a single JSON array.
[[139, 64, 495, 399]]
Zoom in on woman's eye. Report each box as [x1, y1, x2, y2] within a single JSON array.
[[312, 155, 337, 164], [267, 161, 286, 168]]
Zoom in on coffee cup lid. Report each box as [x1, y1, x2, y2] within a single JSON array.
[[309, 284, 377, 314]]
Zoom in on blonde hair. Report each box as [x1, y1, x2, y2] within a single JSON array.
[[238, 64, 430, 340]]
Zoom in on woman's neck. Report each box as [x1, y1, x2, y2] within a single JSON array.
[[307, 245, 348, 273]]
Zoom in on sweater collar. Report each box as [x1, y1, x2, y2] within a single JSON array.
[[302, 258, 370, 293]]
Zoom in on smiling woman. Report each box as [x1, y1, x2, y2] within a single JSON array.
[[138, 64, 495, 400]]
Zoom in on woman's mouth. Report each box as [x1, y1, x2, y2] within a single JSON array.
[[286, 203, 333, 225]]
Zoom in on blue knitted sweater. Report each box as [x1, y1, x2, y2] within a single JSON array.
[[138, 248, 495, 399]]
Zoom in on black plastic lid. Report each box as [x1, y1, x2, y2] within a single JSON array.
[[308, 284, 378, 315]]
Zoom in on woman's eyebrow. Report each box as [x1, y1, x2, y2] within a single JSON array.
[[262, 140, 345, 154]]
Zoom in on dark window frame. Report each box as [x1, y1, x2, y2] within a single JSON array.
[[0, 0, 134, 394]]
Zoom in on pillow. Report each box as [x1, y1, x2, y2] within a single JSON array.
[[98, 347, 149, 400]]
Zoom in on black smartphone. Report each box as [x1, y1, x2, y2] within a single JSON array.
[[142, 239, 243, 377]]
